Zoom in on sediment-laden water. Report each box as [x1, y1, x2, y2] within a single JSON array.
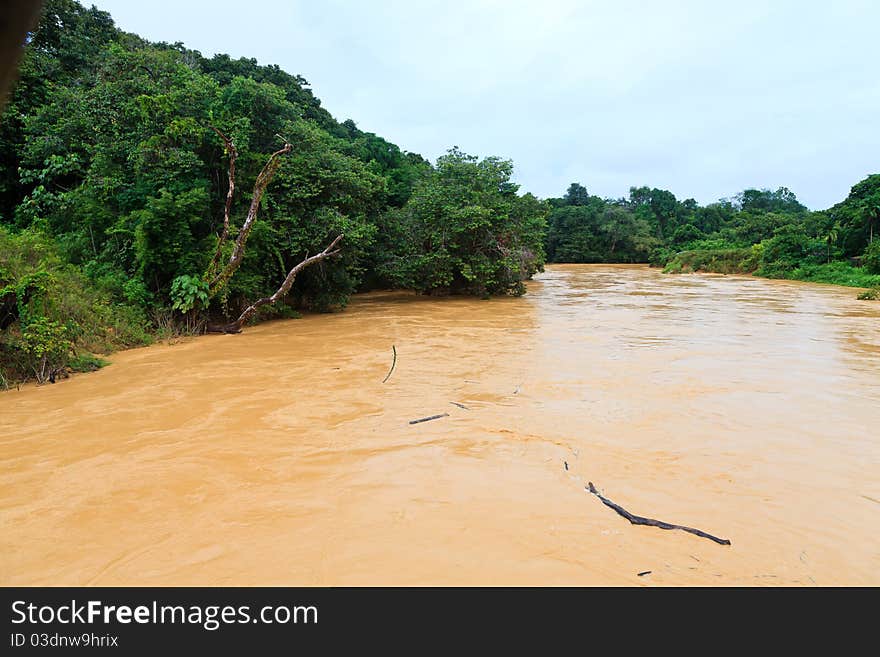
[[2, 265, 878, 585]]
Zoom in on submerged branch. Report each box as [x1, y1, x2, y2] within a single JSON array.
[[382, 345, 397, 383], [587, 482, 731, 546]]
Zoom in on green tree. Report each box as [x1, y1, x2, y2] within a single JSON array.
[[823, 221, 840, 264], [828, 175, 880, 256], [564, 182, 590, 206], [388, 148, 546, 296]]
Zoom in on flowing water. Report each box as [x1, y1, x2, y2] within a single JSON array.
[[2, 265, 879, 585]]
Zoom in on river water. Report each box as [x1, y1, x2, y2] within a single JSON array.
[[2, 265, 878, 585]]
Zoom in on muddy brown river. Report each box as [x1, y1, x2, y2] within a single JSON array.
[[2, 265, 879, 585]]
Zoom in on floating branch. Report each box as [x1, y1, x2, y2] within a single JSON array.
[[450, 402, 469, 410], [409, 413, 449, 425], [587, 482, 731, 546], [382, 345, 397, 383], [637, 571, 652, 577]]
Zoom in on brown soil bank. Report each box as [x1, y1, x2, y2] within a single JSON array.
[[2, 265, 878, 585]]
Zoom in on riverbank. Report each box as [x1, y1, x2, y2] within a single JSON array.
[[662, 248, 880, 292], [2, 265, 878, 585], [5, 252, 878, 391]]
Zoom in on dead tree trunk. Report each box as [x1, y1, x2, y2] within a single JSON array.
[[206, 129, 292, 296]]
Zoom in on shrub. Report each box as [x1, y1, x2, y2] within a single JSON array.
[[68, 352, 111, 372], [170, 275, 210, 314], [0, 226, 151, 385], [17, 317, 72, 383], [663, 248, 758, 275], [756, 225, 823, 278], [863, 240, 880, 274], [786, 261, 880, 288]]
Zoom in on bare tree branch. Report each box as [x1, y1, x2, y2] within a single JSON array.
[[214, 234, 344, 333]]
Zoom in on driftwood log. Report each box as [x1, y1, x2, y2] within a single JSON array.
[[587, 482, 731, 546], [409, 413, 449, 425]]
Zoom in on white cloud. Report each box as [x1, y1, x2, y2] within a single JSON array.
[[92, 0, 879, 208]]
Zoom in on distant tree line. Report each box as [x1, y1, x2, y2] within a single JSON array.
[[546, 174, 880, 274], [545, 179, 880, 284]]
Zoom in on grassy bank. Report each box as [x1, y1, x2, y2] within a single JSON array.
[[664, 247, 880, 294]]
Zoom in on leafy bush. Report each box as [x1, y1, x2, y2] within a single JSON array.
[[0, 226, 151, 384], [756, 225, 823, 278], [170, 275, 209, 314], [386, 149, 547, 296], [784, 261, 880, 287], [863, 240, 880, 274], [68, 352, 111, 372], [663, 248, 759, 275], [17, 317, 72, 383]]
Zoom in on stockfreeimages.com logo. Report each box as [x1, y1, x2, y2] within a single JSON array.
[[11, 599, 318, 632]]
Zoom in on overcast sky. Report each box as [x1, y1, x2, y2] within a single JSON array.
[[90, 0, 878, 209]]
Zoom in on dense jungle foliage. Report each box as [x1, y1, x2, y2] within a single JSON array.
[[1, 1, 877, 386], [0, 1, 546, 384]]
